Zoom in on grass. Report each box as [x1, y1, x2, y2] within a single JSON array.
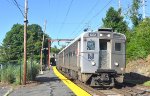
[[0, 61, 40, 84], [143, 81, 150, 86], [1, 65, 15, 84]]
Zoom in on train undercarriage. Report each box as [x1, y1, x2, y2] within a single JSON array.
[[57, 67, 124, 87], [86, 70, 117, 87]]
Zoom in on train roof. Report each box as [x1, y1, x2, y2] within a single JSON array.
[[58, 29, 126, 54], [58, 32, 85, 54]]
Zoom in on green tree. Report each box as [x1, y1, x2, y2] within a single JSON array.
[[2, 24, 24, 64], [102, 7, 128, 34], [0, 24, 49, 64], [129, 0, 142, 27], [51, 45, 60, 54], [127, 18, 150, 60]]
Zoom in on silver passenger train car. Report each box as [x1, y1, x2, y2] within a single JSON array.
[[56, 28, 126, 87]]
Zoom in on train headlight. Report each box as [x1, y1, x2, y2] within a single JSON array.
[[100, 34, 103, 36], [115, 62, 119, 67], [107, 34, 110, 37], [91, 61, 96, 66]]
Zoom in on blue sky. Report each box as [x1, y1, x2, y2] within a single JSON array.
[[0, 0, 150, 47]]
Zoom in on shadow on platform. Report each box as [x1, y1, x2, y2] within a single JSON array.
[[35, 76, 61, 84]]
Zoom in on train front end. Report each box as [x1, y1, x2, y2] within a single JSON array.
[[80, 29, 126, 87]]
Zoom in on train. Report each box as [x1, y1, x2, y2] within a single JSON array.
[[56, 28, 126, 87]]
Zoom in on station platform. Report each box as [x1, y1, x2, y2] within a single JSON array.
[[9, 66, 91, 96]]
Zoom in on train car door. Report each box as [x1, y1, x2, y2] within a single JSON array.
[[77, 40, 81, 68], [99, 39, 111, 69]]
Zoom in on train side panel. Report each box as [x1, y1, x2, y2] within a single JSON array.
[[111, 34, 126, 74]]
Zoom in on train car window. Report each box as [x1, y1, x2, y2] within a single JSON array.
[[70, 52, 72, 57], [115, 43, 121, 51], [87, 40, 95, 50], [100, 41, 107, 50], [73, 51, 75, 56]]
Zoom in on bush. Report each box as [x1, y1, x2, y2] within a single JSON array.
[[1, 65, 15, 84], [26, 61, 40, 81], [32, 63, 40, 80], [14, 66, 22, 84], [0, 60, 40, 84], [126, 18, 150, 61]]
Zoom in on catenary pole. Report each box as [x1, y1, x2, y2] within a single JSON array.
[[118, 0, 121, 9], [142, 0, 146, 19], [23, 0, 28, 85], [40, 20, 47, 74]]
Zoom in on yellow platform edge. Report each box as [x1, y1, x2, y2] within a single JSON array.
[[53, 66, 91, 96]]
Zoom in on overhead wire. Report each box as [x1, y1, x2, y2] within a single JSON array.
[[93, 0, 130, 30], [12, 0, 24, 17], [5, 0, 24, 8], [86, 0, 112, 26], [56, 0, 74, 39], [5, 0, 12, 4], [73, 0, 112, 38], [49, 0, 60, 39], [69, 0, 100, 38]]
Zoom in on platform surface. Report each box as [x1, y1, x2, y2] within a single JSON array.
[[53, 66, 91, 96], [9, 67, 75, 96]]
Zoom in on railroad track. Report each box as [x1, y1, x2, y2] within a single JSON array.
[[112, 82, 150, 96], [58, 69, 150, 96], [112, 86, 150, 96]]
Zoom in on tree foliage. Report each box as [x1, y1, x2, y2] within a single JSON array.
[[51, 45, 60, 54], [0, 24, 49, 64], [102, 7, 128, 34], [102, 6, 150, 62], [127, 18, 150, 60], [129, 0, 142, 27]]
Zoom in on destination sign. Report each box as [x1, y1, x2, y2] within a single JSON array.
[[89, 33, 97, 37]]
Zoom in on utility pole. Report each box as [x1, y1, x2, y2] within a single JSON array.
[[118, 0, 121, 9], [142, 0, 146, 19], [118, 0, 122, 16], [40, 20, 47, 74], [23, 0, 28, 85]]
